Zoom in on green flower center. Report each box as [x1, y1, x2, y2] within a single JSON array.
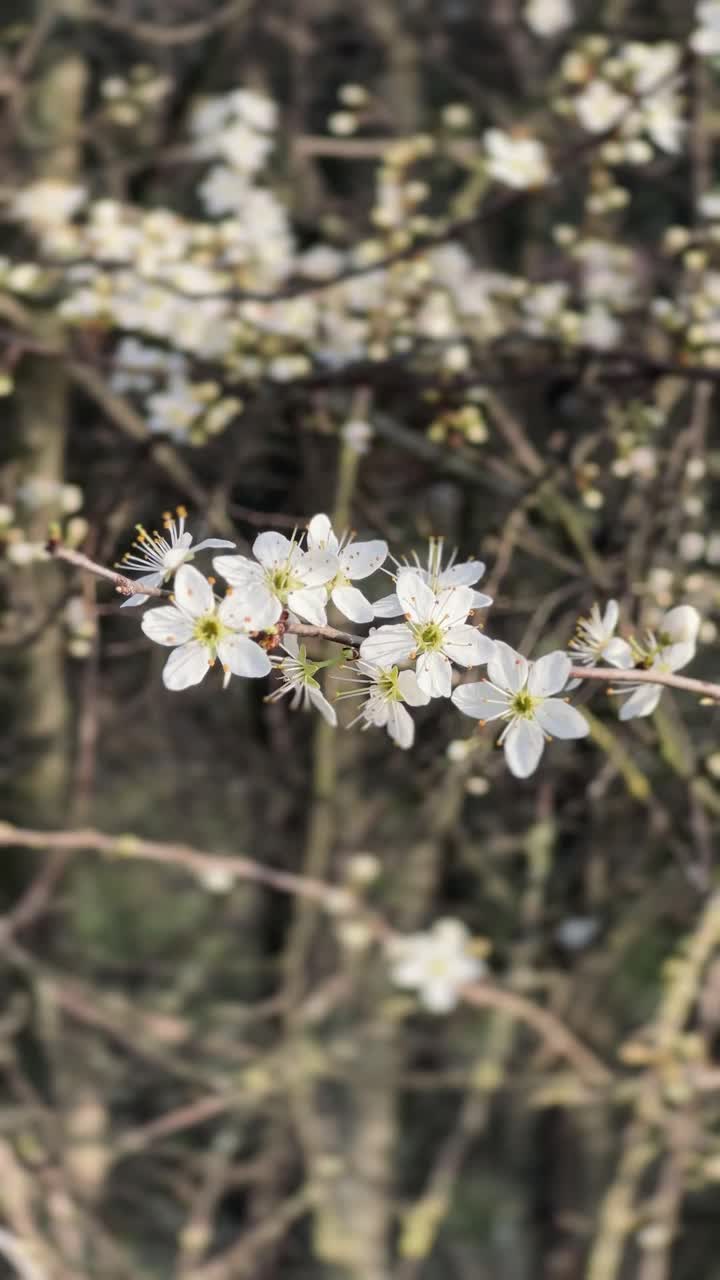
[[377, 668, 402, 701], [269, 565, 303, 602], [413, 621, 444, 652], [193, 612, 226, 654], [510, 690, 538, 718]]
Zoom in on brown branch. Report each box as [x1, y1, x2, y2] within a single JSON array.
[[48, 542, 167, 598], [0, 822, 352, 915], [571, 665, 720, 704], [461, 982, 611, 1088], [0, 818, 613, 1090]]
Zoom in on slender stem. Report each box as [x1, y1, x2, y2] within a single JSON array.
[[48, 541, 159, 596], [570, 665, 720, 704]]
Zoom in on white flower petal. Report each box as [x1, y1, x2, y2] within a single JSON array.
[[603, 637, 634, 668], [360, 624, 416, 666], [141, 605, 194, 647], [534, 698, 589, 739], [660, 642, 695, 673], [618, 684, 662, 720], [220, 586, 281, 631], [190, 538, 236, 557], [503, 718, 545, 777], [471, 590, 494, 609], [433, 585, 474, 629], [217, 634, 271, 678], [660, 605, 700, 647], [439, 560, 486, 588], [422, 978, 460, 1014], [386, 701, 414, 749], [396, 569, 436, 623], [442, 625, 495, 668], [298, 549, 338, 587], [252, 530, 294, 569], [603, 599, 619, 632], [487, 641, 528, 694], [398, 669, 431, 706], [309, 685, 337, 725], [212, 554, 263, 585], [331, 584, 375, 623], [362, 692, 390, 728], [162, 640, 210, 690], [372, 592, 402, 618], [528, 650, 571, 697], [173, 564, 215, 619], [306, 513, 339, 555], [390, 943, 426, 988], [121, 593, 153, 608], [417, 650, 452, 698], [451, 682, 509, 721], [339, 539, 388, 581], [287, 585, 328, 625]]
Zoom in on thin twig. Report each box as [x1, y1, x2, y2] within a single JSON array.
[[570, 665, 720, 704]]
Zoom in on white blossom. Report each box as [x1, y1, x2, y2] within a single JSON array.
[[452, 642, 589, 778], [575, 80, 629, 134], [374, 538, 492, 618], [642, 91, 684, 155], [614, 605, 701, 720], [198, 165, 251, 217], [524, 0, 573, 37], [388, 918, 484, 1013], [228, 89, 278, 133], [118, 507, 235, 606], [214, 531, 336, 627], [580, 304, 622, 350], [12, 179, 86, 228], [569, 600, 634, 668], [141, 564, 278, 691], [267, 634, 337, 724], [691, 2, 720, 57], [335, 659, 430, 749], [361, 570, 495, 699], [217, 122, 272, 174], [306, 513, 387, 623], [483, 129, 550, 189]]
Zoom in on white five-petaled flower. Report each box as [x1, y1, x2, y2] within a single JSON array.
[[483, 129, 550, 189], [569, 600, 634, 668], [574, 80, 630, 134], [360, 570, 495, 699], [388, 918, 484, 1014], [614, 604, 701, 721], [118, 506, 235, 606], [141, 564, 279, 691], [267, 634, 337, 725], [335, 659, 430, 749], [214, 531, 336, 626], [306, 513, 387, 623], [452, 641, 589, 778], [374, 537, 493, 618]]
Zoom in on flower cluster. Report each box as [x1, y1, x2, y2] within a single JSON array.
[[388, 918, 485, 1013], [122, 511, 706, 780], [0, 38, 698, 454]]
